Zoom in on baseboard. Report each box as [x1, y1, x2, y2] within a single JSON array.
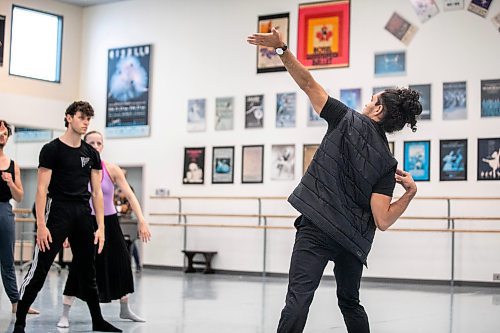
[[142, 264, 500, 288]]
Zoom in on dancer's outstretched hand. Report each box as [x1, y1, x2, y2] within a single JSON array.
[[247, 27, 284, 48]]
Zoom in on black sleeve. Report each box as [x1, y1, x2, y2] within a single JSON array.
[[91, 148, 102, 170], [320, 96, 348, 130], [38, 142, 56, 170], [372, 166, 396, 197]]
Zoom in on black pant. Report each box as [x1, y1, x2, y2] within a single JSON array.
[[16, 199, 104, 326], [277, 216, 369, 333]]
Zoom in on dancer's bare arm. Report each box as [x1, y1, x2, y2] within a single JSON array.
[[247, 27, 328, 114], [36, 168, 52, 251], [371, 169, 417, 231], [109, 162, 151, 242], [90, 169, 105, 253]]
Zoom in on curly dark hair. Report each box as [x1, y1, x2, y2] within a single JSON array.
[[0, 120, 13, 137], [64, 101, 95, 127], [377, 88, 423, 133]]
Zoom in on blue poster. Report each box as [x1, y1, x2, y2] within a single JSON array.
[[443, 81, 467, 120], [404, 141, 430, 181], [276, 92, 296, 128], [481, 79, 500, 118], [340, 88, 362, 111], [440, 139, 467, 181], [106, 44, 151, 138], [374, 51, 406, 76]]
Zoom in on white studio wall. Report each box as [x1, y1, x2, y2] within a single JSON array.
[[2, 0, 500, 283]]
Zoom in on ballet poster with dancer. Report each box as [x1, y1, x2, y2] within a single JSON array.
[[409, 84, 431, 120], [481, 79, 500, 118], [297, 1, 350, 69], [477, 138, 500, 181], [340, 88, 361, 111], [374, 51, 406, 77], [212, 146, 234, 184], [183, 147, 205, 184], [245, 95, 264, 128], [443, 81, 467, 120], [0, 15, 5, 67], [271, 144, 295, 180], [257, 13, 289, 73], [106, 44, 151, 138], [307, 102, 326, 126], [440, 139, 467, 181], [409, 0, 440, 23], [215, 97, 234, 131], [187, 98, 206, 132], [276, 92, 296, 128], [404, 141, 430, 181]]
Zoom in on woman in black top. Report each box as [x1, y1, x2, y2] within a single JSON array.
[[0, 120, 38, 315]]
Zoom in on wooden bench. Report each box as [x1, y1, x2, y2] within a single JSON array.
[[182, 250, 217, 274]]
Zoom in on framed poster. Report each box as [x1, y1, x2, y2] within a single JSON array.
[[307, 102, 326, 126], [212, 146, 234, 184], [468, 0, 493, 17], [477, 138, 500, 181], [404, 141, 430, 181], [245, 95, 264, 128], [271, 144, 295, 180], [384, 12, 418, 45], [183, 147, 205, 184], [14, 127, 53, 143], [481, 79, 500, 118], [340, 88, 361, 111], [443, 0, 464, 11], [443, 81, 467, 120], [297, 1, 350, 69], [242, 145, 264, 183], [187, 98, 206, 132], [215, 97, 234, 130], [257, 13, 289, 73], [276, 92, 296, 128], [0, 15, 5, 67], [106, 44, 151, 138], [303, 144, 319, 175], [373, 86, 395, 95], [374, 51, 406, 77], [409, 0, 440, 23], [388, 141, 395, 156], [409, 84, 431, 120], [440, 139, 467, 181]]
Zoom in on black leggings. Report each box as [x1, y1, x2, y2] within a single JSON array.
[[277, 216, 369, 333]]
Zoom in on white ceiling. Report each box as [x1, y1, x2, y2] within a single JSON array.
[[53, 0, 127, 7]]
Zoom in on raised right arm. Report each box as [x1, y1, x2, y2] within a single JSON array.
[[247, 27, 328, 114]]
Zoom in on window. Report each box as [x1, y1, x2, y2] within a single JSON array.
[[9, 5, 63, 82]]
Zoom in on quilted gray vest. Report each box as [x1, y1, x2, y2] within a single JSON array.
[[288, 109, 397, 264]]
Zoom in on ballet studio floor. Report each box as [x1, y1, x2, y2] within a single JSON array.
[[1, 268, 500, 333]]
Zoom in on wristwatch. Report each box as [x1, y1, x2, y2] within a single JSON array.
[[275, 43, 288, 56]]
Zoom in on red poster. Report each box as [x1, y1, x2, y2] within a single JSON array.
[[297, 1, 350, 69]]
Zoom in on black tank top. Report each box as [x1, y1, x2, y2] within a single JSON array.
[[0, 160, 15, 202]]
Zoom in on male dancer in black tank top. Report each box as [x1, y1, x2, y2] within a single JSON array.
[[13, 102, 121, 332]]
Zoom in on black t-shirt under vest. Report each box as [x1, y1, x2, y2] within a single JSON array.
[[288, 97, 398, 265], [0, 160, 15, 202], [39, 138, 101, 202]]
